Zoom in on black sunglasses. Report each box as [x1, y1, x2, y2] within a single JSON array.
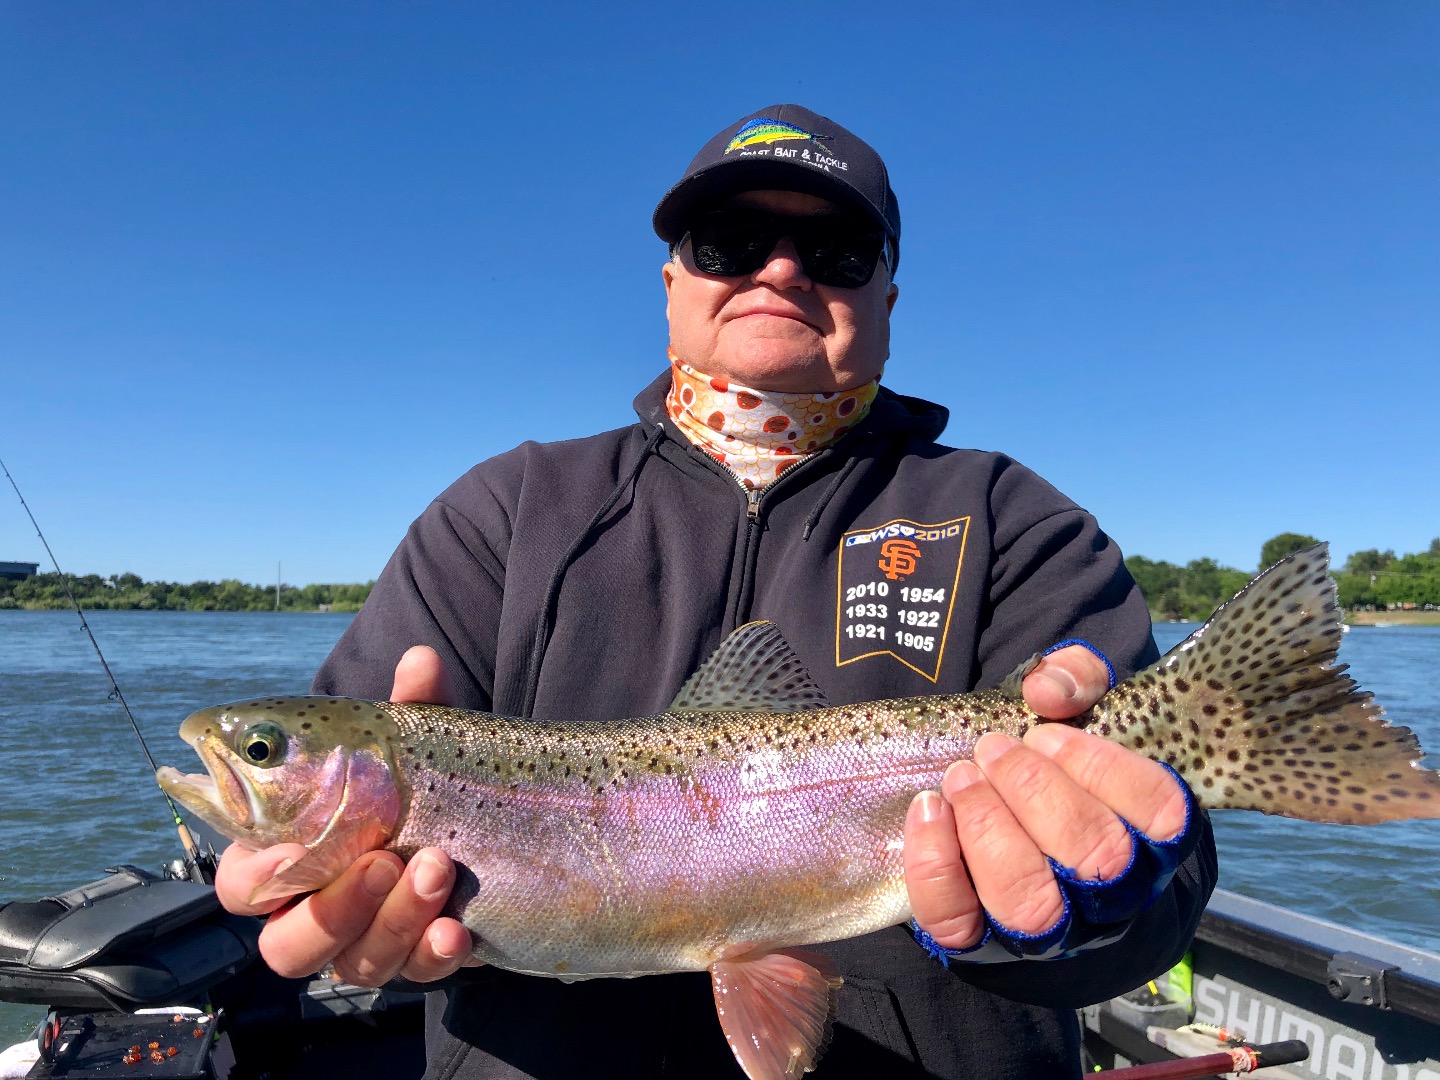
[[682, 207, 889, 289]]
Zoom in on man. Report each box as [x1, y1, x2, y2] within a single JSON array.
[[216, 105, 1215, 1078]]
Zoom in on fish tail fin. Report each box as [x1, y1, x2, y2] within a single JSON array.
[[1088, 543, 1440, 824]]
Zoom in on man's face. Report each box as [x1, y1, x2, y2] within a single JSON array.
[[662, 190, 899, 393]]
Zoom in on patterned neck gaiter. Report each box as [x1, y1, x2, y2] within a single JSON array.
[[664, 347, 879, 491]]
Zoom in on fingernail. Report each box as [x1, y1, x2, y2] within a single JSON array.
[[363, 857, 401, 898], [412, 852, 451, 901], [1024, 723, 1069, 758], [273, 857, 295, 876], [1037, 668, 1078, 701], [911, 790, 945, 824], [943, 760, 982, 794], [429, 925, 459, 961], [973, 732, 1020, 769]]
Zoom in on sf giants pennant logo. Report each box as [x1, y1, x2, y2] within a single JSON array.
[[837, 517, 969, 682], [878, 539, 921, 580]]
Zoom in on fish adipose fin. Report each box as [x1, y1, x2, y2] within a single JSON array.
[[247, 818, 392, 905], [994, 653, 1043, 699], [709, 949, 843, 1080], [671, 621, 832, 714], [1089, 543, 1440, 824]]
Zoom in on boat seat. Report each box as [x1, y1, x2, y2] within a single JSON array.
[[0, 865, 260, 1011]]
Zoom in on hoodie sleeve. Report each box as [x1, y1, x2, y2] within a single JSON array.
[[311, 471, 512, 711], [946, 460, 1219, 1007]]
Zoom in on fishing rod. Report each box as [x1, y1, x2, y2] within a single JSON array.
[[1, 455, 214, 885]]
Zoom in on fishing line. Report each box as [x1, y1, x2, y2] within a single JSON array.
[[1, 455, 212, 883]]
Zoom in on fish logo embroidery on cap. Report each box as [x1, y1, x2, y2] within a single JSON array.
[[877, 539, 920, 581], [725, 118, 832, 155]]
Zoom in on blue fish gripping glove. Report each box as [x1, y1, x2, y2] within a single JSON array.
[[911, 640, 1202, 966]]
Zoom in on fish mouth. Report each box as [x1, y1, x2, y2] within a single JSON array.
[[156, 737, 256, 839]]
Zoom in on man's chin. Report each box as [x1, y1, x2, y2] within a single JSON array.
[[704, 329, 834, 391], [717, 353, 837, 394]]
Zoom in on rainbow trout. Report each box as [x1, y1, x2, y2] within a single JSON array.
[[157, 545, 1440, 1080]]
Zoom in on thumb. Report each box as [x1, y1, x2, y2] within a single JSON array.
[[1021, 644, 1110, 720], [390, 645, 457, 706]]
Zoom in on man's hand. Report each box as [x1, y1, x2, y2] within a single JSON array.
[[902, 644, 1190, 951], [213, 647, 476, 986]]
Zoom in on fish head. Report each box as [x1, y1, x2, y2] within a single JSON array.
[[156, 697, 406, 852]]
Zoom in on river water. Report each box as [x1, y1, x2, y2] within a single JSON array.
[[0, 611, 1437, 1042]]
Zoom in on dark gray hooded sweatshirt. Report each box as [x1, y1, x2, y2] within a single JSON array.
[[314, 373, 1217, 1080]]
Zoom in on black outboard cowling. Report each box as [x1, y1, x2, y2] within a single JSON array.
[[0, 865, 259, 1012]]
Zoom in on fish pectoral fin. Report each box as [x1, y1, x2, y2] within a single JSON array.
[[709, 949, 843, 1080], [246, 819, 391, 906], [671, 622, 831, 714]]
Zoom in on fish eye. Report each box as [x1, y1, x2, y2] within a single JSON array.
[[239, 722, 288, 767]]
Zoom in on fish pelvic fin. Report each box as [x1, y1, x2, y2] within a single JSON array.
[[1089, 543, 1440, 824], [671, 622, 831, 714], [709, 949, 843, 1080]]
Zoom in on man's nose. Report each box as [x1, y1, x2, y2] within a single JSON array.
[[751, 235, 812, 290]]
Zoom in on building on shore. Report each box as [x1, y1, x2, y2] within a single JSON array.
[[0, 561, 39, 580]]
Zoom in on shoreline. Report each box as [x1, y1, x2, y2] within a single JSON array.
[[1150, 610, 1440, 628], [1345, 610, 1440, 627]]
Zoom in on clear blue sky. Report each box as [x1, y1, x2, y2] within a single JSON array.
[[3, 3, 1436, 586]]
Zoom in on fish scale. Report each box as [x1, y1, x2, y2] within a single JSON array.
[[382, 695, 1030, 978], [157, 543, 1440, 1080]]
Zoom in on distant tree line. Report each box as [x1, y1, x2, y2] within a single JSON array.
[[0, 571, 374, 612], [1126, 533, 1440, 621], [5, 534, 1439, 620]]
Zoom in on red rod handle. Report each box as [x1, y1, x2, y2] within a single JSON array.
[[1102, 1039, 1310, 1079]]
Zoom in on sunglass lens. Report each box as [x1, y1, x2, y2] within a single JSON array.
[[686, 210, 884, 288], [689, 211, 775, 277], [797, 225, 882, 288]]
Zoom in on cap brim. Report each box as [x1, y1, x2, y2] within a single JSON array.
[[653, 158, 893, 244]]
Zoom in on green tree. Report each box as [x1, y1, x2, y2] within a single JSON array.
[[1345, 549, 1396, 575], [1259, 533, 1321, 571]]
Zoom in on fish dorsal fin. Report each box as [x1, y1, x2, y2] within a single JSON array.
[[670, 621, 830, 714], [710, 949, 843, 1080], [246, 818, 391, 906]]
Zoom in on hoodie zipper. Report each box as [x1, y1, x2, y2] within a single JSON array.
[[722, 452, 831, 628]]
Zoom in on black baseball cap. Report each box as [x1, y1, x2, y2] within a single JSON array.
[[653, 104, 900, 270]]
